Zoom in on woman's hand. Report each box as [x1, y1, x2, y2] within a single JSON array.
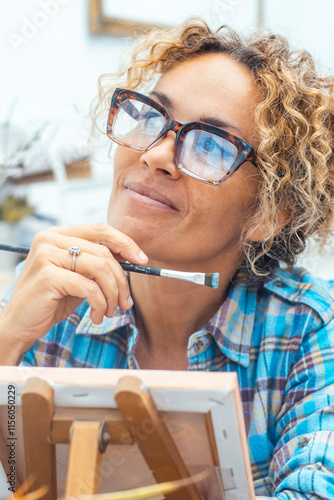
[[0, 223, 148, 356]]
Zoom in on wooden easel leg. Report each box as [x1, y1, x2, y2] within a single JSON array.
[[65, 421, 103, 496], [115, 375, 202, 500], [21, 378, 56, 500]]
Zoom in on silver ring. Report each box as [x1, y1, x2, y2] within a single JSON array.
[[69, 246, 81, 272]]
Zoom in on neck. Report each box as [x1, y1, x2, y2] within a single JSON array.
[[129, 257, 238, 368]]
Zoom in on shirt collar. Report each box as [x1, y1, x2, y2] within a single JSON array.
[[74, 268, 258, 368], [74, 266, 334, 369], [75, 306, 134, 335], [203, 270, 257, 368]]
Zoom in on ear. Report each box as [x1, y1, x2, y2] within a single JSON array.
[[247, 209, 293, 242]]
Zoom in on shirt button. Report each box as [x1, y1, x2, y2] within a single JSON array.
[[194, 340, 205, 353], [274, 280, 284, 288], [298, 437, 309, 447]]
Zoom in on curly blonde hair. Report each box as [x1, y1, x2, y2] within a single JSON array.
[[92, 18, 334, 277]]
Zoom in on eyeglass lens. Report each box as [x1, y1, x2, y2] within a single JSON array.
[[112, 98, 239, 182]]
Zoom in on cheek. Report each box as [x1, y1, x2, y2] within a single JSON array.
[[108, 148, 137, 211], [189, 168, 259, 242], [193, 170, 258, 222], [113, 146, 134, 177]]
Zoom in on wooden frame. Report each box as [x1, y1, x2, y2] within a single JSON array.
[[0, 367, 255, 500], [89, 0, 264, 37], [89, 0, 165, 36]]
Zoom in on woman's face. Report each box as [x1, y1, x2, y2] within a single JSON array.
[[107, 53, 260, 271]]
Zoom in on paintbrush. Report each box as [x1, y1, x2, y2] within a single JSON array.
[[0, 243, 219, 289]]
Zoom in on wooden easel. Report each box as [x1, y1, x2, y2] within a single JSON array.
[[21, 375, 202, 500]]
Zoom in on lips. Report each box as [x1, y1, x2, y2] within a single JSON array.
[[125, 182, 178, 211]]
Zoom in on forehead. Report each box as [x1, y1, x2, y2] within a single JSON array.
[[153, 53, 260, 143]]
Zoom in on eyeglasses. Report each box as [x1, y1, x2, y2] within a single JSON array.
[[107, 88, 257, 186]]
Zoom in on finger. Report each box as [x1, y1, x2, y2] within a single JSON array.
[[48, 223, 148, 264], [55, 268, 108, 324], [56, 246, 133, 314], [95, 246, 134, 313], [29, 233, 134, 313]]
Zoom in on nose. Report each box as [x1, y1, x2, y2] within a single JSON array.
[[139, 131, 182, 180]]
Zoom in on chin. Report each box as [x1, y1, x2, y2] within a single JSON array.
[[108, 212, 156, 249]]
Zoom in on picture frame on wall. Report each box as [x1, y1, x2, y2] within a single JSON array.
[[89, 0, 262, 36], [89, 0, 165, 36]]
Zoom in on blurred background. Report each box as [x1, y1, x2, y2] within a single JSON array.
[[1, 0, 334, 294]]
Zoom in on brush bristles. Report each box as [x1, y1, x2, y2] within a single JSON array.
[[205, 273, 219, 289]]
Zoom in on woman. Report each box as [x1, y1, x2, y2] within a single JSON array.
[[1, 19, 334, 498]]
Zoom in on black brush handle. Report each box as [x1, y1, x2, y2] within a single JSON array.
[[120, 262, 161, 276], [0, 244, 29, 254], [0, 243, 161, 276]]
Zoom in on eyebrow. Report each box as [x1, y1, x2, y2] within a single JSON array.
[[150, 90, 174, 110], [150, 90, 242, 135]]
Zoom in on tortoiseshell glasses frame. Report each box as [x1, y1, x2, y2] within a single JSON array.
[[106, 88, 257, 186]]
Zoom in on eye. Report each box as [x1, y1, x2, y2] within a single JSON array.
[[195, 134, 238, 173], [194, 134, 222, 162], [195, 132, 223, 155], [139, 107, 164, 129], [201, 136, 220, 154]]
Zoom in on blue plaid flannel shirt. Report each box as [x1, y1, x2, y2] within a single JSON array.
[[2, 264, 334, 499]]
